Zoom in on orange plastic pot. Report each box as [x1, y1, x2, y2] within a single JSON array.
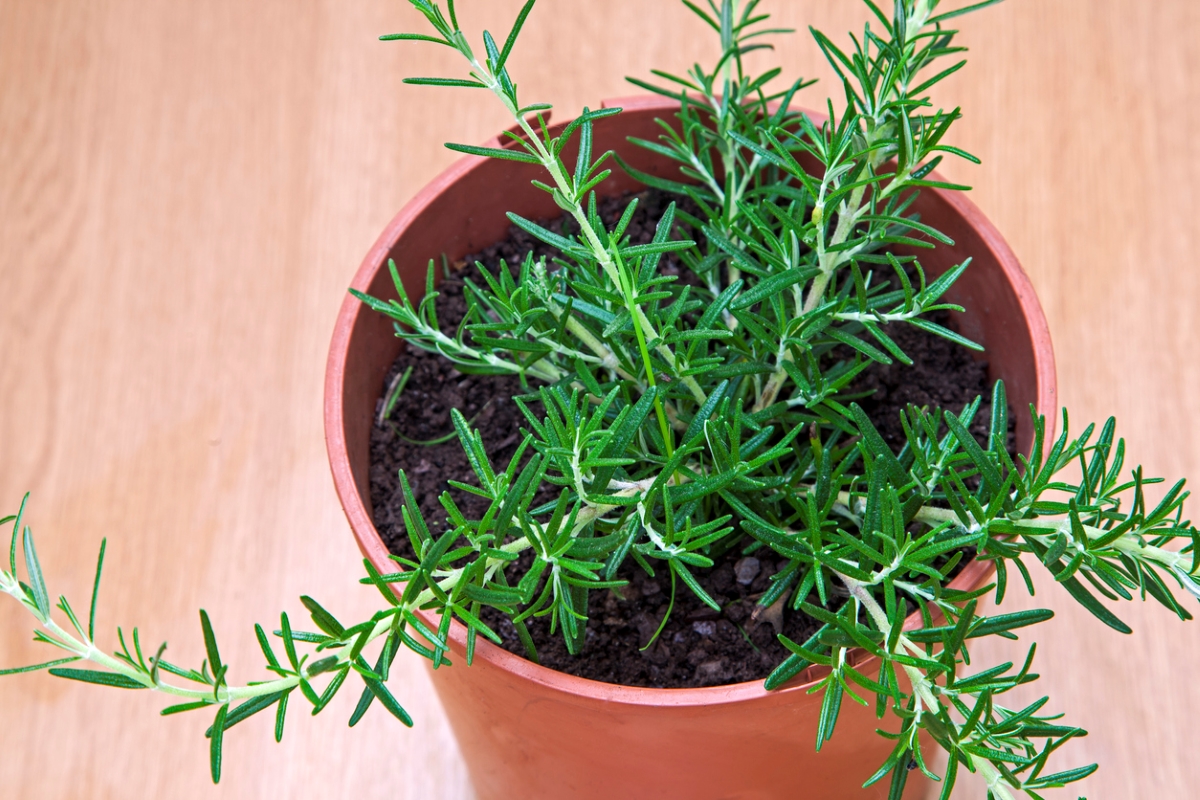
[[325, 96, 1057, 800]]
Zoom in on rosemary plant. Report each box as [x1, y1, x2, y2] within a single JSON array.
[[4, 1, 1197, 798]]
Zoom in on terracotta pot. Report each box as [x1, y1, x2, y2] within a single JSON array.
[[325, 96, 1057, 800]]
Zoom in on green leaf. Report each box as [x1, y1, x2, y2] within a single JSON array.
[[0, 656, 79, 676], [275, 691, 290, 742], [990, 380, 1009, 454], [199, 610, 223, 675], [378, 32, 451, 46], [681, 0, 719, 30], [859, 214, 952, 246], [815, 672, 844, 749], [402, 77, 488, 89], [280, 612, 299, 671], [255, 623, 281, 670], [300, 596, 346, 639], [944, 411, 1003, 493], [444, 141, 540, 164], [506, 212, 591, 260], [462, 584, 524, 607], [205, 692, 284, 738], [684, 381, 729, 445], [886, 756, 910, 800], [210, 703, 228, 783], [1058, 573, 1133, 634], [849, 404, 907, 487], [731, 267, 813, 310], [907, 317, 982, 351], [306, 656, 340, 676], [48, 667, 147, 689], [298, 677, 321, 707], [22, 525, 50, 618], [311, 666, 350, 714], [673, 561, 720, 611], [621, 240, 696, 259], [592, 387, 659, 491], [349, 684, 374, 728], [573, 112, 593, 191], [1044, 531, 1069, 565], [497, 0, 537, 72], [363, 676, 414, 727], [928, 0, 1004, 25], [161, 700, 212, 716], [827, 328, 893, 365], [1028, 763, 1099, 787], [9, 491, 28, 576], [910, 608, 1055, 643], [765, 625, 829, 690], [88, 538, 107, 640]]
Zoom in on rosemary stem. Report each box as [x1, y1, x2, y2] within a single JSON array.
[[837, 573, 939, 713], [0, 567, 406, 705], [836, 571, 1022, 800], [913, 504, 1198, 578]]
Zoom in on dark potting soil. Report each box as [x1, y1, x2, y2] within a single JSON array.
[[368, 189, 1006, 689]]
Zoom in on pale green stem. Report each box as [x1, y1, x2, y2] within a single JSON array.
[[0, 573, 387, 704], [562, 315, 629, 378], [914, 505, 1197, 579], [422, 322, 562, 383], [428, 34, 707, 412], [974, 758, 1021, 800], [838, 572, 939, 714], [832, 488, 1195, 578], [2, 534, 553, 709], [835, 568, 1024, 800]]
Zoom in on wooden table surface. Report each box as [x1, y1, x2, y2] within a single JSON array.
[[2, 2, 1197, 798]]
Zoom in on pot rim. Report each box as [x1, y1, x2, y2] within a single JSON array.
[[324, 94, 1057, 708]]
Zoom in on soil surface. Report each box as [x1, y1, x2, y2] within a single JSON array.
[[368, 189, 1005, 689]]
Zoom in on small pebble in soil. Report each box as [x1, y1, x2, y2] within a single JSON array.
[[734, 557, 761, 586], [695, 660, 729, 686]]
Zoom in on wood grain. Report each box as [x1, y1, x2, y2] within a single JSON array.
[[1, 1, 1196, 797]]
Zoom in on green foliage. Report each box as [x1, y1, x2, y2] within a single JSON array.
[[2, 1, 1197, 797], [0, 497, 432, 784]]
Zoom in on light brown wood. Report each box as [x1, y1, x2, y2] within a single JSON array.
[[0, 2, 1196, 798]]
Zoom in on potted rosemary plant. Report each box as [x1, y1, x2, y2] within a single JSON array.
[[3, 1, 1196, 798]]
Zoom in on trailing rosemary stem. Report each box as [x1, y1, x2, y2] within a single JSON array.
[[826, 487, 1199, 584], [839, 573, 939, 711], [0, 570, 391, 704], [835, 567, 1030, 800], [914, 505, 1198, 578]]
